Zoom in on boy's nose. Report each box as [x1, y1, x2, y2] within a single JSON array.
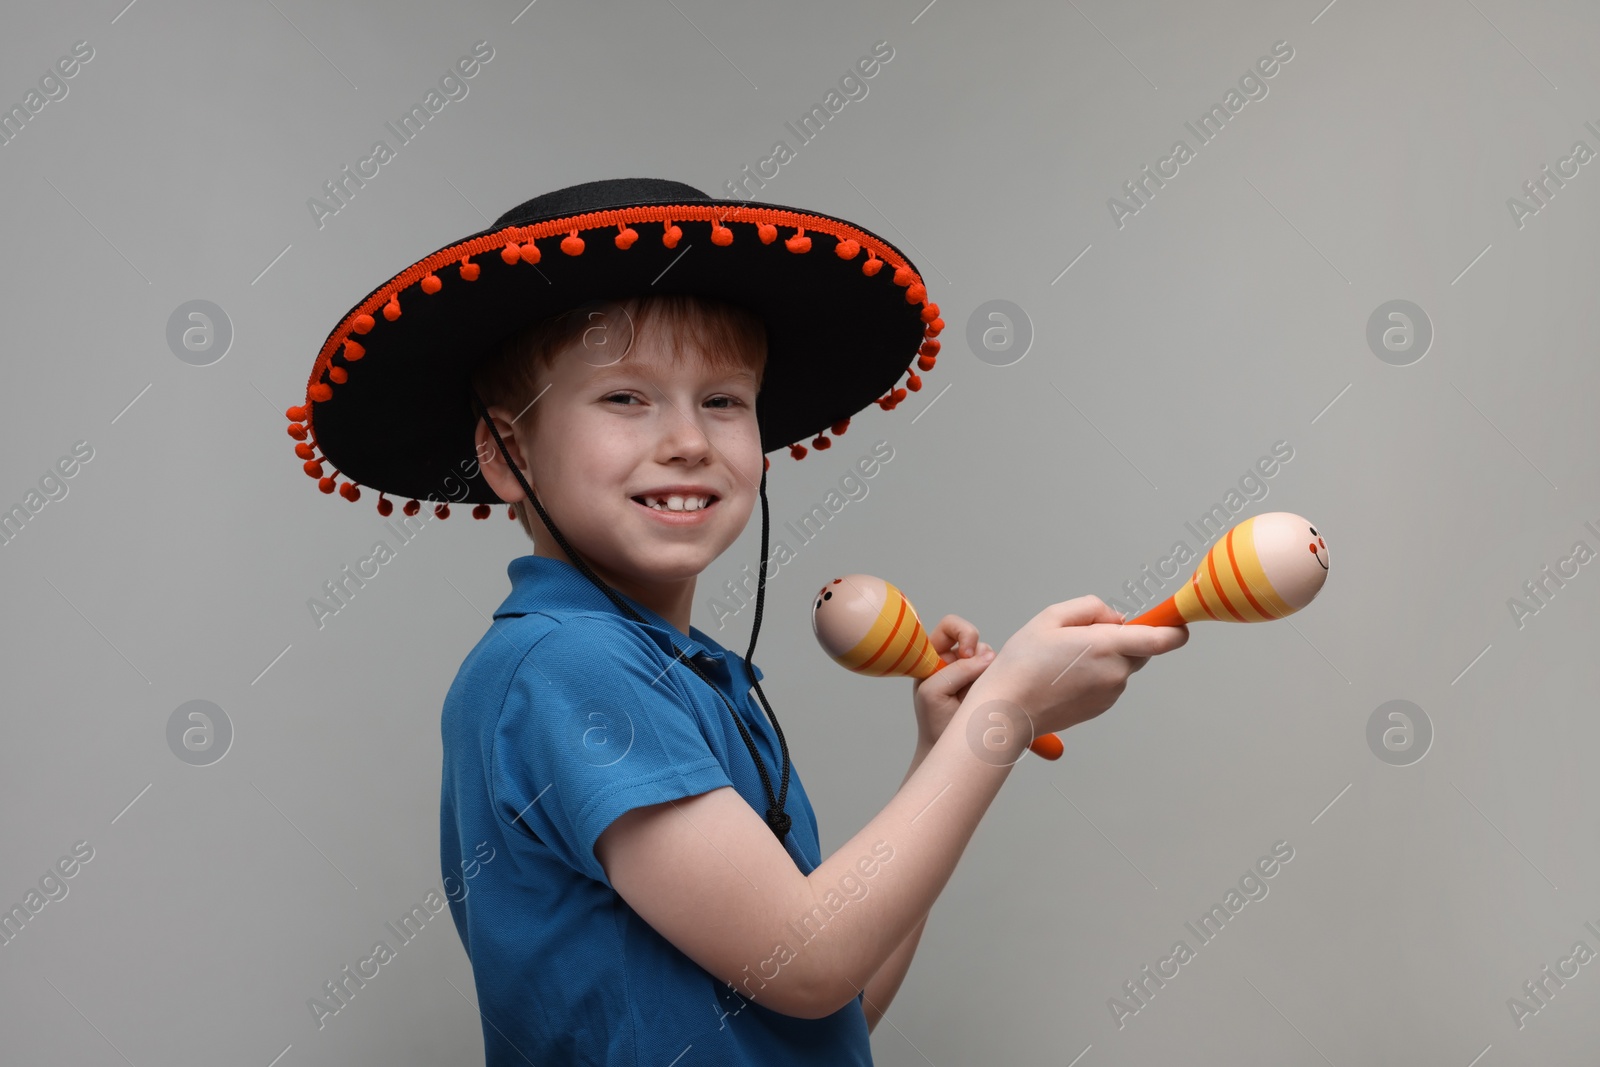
[[657, 407, 713, 457]]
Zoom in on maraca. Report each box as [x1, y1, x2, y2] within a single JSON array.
[[811, 574, 1065, 760], [1124, 512, 1328, 627]]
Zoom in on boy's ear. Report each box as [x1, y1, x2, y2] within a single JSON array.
[[473, 406, 534, 504]]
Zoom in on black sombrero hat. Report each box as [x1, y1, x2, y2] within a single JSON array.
[[285, 176, 944, 519]]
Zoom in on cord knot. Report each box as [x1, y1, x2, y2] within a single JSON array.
[[766, 808, 791, 839]]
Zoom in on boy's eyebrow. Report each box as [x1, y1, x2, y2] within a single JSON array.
[[590, 364, 759, 386]]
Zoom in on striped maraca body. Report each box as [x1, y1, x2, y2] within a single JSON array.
[[1125, 511, 1328, 627], [812, 575, 944, 678]]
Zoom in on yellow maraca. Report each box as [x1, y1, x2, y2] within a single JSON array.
[[1123, 512, 1329, 626], [811, 574, 1065, 760]]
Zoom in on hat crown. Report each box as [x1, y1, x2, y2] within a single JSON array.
[[492, 177, 710, 229]]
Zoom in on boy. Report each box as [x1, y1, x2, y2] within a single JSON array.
[[286, 178, 1187, 1064]]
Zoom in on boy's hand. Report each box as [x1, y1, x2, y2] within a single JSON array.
[[911, 614, 996, 749], [970, 596, 1188, 738]]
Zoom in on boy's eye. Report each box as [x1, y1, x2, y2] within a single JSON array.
[[603, 392, 745, 409]]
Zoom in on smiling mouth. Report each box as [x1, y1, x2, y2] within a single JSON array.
[[630, 494, 720, 513]]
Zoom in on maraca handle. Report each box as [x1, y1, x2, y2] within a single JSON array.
[[927, 658, 1063, 760]]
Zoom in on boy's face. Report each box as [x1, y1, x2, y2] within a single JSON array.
[[501, 319, 764, 593]]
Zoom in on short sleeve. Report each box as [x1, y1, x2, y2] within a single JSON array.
[[491, 614, 735, 886]]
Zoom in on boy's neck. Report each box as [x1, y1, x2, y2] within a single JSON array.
[[534, 543, 695, 638]]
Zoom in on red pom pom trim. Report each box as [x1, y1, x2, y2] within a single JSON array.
[[300, 206, 941, 504], [472, 503, 492, 519], [403, 499, 420, 516]]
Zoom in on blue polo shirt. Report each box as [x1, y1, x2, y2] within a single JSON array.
[[439, 554, 872, 1066]]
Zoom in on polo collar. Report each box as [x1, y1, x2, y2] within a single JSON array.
[[494, 555, 762, 682]]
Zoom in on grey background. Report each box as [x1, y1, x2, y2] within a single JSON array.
[[2, 0, 1597, 1063]]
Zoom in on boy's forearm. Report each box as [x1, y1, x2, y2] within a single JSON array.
[[795, 681, 1020, 1018], [861, 910, 928, 1032], [859, 739, 937, 1031]]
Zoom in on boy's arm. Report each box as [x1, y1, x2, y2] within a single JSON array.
[[861, 912, 928, 1032], [595, 678, 1021, 1020], [859, 738, 936, 1032]]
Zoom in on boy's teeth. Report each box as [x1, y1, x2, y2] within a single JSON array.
[[645, 495, 708, 511]]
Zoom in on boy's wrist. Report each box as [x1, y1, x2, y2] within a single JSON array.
[[930, 678, 1034, 767]]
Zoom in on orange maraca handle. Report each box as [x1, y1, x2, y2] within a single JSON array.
[[926, 658, 1064, 760]]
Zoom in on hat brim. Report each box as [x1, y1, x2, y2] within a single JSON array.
[[289, 196, 942, 508]]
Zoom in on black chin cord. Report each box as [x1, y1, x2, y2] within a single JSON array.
[[469, 390, 792, 841]]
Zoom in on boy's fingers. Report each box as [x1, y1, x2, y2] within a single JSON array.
[[1039, 595, 1125, 629], [932, 647, 994, 690], [932, 614, 979, 658], [1107, 623, 1189, 657]]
